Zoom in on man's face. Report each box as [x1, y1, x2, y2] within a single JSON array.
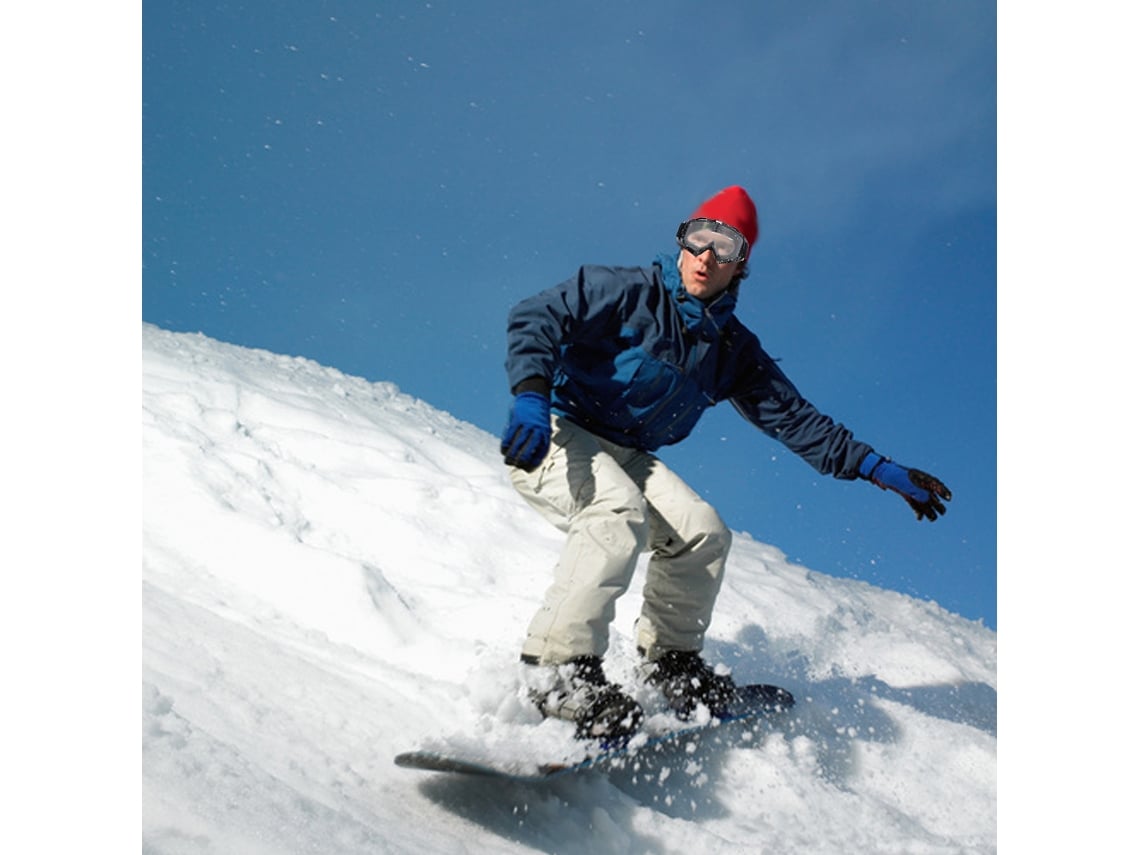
[[679, 248, 741, 301]]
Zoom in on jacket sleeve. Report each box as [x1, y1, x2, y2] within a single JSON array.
[[727, 333, 874, 480], [504, 265, 639, 393]]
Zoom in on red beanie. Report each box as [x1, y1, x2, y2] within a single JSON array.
[[689, 186, 759, 257]]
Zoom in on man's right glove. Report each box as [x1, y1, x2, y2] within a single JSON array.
[[500, 392, 551, 472], [859, 452, 952, 522]]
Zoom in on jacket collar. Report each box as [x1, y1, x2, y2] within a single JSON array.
[[655, 252, 738, 340]]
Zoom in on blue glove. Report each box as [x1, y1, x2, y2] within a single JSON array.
[[859, 453, 951, 522], [500, 392, 552, 471]]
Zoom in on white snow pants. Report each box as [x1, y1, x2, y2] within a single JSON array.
[[510, 416, 731, 665]]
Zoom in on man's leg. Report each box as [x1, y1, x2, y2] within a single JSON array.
[[509, 418, 650, 664], [611, 449, 732, 659]]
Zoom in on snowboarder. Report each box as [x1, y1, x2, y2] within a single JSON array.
[[500, 185, 950, 740]]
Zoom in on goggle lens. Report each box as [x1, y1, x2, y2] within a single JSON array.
[[675, 218, 748, 263]]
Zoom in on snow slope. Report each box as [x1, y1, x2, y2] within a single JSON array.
[[141, 324, 996, 854]]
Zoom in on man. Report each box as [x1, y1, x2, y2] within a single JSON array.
[[500, 185, 951, 740]]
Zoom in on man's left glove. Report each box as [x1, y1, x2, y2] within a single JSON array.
[[859, 452, 951, 522], [500, 392, 552, 472]]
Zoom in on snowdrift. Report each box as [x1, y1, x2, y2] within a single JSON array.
[[142, 323, 996, 854]]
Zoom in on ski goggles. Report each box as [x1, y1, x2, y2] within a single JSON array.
[[675, 218, 749, 264]]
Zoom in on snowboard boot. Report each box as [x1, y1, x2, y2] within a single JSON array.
[[639, 649, 737, 720], [522, 654, 644, 742]]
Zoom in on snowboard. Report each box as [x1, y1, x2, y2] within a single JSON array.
[[394, 682, 793, 783]]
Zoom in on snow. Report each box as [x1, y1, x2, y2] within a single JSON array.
[[141, 323, 996, 854]]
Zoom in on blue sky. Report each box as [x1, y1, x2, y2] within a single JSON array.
[[143, 1, 997, 627]]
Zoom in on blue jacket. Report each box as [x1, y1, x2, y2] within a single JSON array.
[[505, 253, 874, 479]]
